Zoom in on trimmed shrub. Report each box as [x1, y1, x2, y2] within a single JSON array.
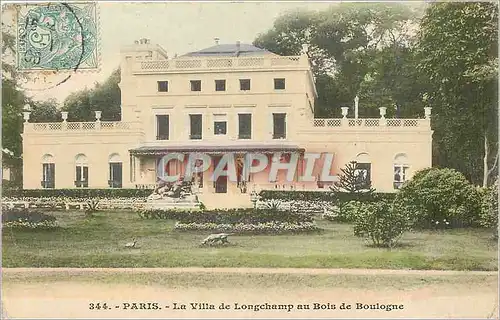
[[174, 221, 319, 234], [138, 208, 319, 234], [2, 208, 59, 229], [395, 168, 483, 229], [258, 190, 397, 203], [137, 208, 313, 224], [353, 200, 411, 248]]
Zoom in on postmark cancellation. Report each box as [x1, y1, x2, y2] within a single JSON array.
[[16, 2, 99, 72]]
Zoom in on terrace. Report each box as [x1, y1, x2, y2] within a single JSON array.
[[22, 111, 141, 134], [131, 55, 311, 74], [309, 106, 432, 131]]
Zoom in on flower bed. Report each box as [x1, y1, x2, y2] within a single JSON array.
[[174, 221, 319, 234], [138, 208, 320, 234], [2, 208, 59, 230], [2, 189, 151, 198]]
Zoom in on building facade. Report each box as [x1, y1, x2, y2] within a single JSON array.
[[22, 39, 433, 206]]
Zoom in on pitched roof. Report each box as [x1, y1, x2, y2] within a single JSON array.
[[182, 43, 273, 57], [129, 144, 304, 155]]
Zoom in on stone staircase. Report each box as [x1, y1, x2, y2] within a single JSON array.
[[144, 195, 200, 210], [197, 192, 253, 210]]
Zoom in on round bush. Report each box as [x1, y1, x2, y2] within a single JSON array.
[[395, 168, 482, 228], [353, 200, 411, 248]]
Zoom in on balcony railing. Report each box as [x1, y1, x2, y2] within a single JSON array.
[[40, 180, 55, 189], [132, 56, 308, 73], [238, 133, 252, 140], [312, 118, 429, 128], [190, 134, 202, 140], [74, 180, 89, 188], [24, 121, 139, 133]]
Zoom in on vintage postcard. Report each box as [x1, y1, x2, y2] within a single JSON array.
[[1, 1, 498, 319]]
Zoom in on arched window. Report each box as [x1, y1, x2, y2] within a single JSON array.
[[393, 153, 409, 189], [75, 154, 88, 188], [41, 154, 55, 188], [108, 153, 123, 188], [354, 152, 371, 189]]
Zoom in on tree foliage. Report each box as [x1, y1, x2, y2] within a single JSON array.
[[254, 3, 425, 118], [416, 2, 498, 186], [62, 68, 121, 121]]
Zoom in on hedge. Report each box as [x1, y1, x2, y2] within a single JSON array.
[[174, 221, 320, 234], [2, 189, 152, 198], [137, 208, 313, 224], [258, 190, 397, 203]]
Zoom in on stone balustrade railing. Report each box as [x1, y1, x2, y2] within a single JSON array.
[[132, 55, 307, 73], [24, 121, 139, 133], [312, 118, 430, 128], [312, 107, 432, 129]]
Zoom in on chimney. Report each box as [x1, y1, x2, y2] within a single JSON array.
[[214, 37, 220, 45], [235, 41, 241, 57]]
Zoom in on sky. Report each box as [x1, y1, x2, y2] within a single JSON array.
[[5, 1, 336, 104]]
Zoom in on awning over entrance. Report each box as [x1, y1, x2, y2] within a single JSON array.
[[129, 144, 305, 156]]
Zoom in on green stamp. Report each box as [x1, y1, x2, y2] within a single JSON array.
[[16, 2, 99, 71]]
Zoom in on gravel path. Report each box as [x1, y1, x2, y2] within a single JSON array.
[[2, 267, 497, 275]]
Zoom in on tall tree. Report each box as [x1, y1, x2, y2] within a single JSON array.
[[417, 2, 498, 186], [254, 3, 424, 118], [30, 99, 61, 123], [62, 68, 121, 121], [2, 14, 28, 173]]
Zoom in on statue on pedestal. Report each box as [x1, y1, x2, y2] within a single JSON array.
[[148, 176, 194, 201]]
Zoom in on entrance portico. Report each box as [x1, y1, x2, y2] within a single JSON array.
[[129, 144, 309, 195]]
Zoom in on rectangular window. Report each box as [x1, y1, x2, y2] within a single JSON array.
[[157, 81, 168, 92], [272, 113, 286, 139], [274, 78, 285, 90], [75, 165, 89, 187], [214, 121, 227, 135], [238, 114, 252, 139], [355, 163, 372, 189], [156, 115, 169, 140], [190, 80, 201, 92], [42, 163, 55, 189], [109, 163, 123, 188], [240, 79, 251, 91], [190, 114, 203, 139], [393, 165, 409, 189], [215, 80, 226, 91]]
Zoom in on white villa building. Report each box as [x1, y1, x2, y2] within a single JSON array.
[[21, 39, 433, 207]]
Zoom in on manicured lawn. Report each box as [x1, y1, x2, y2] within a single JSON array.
[[2, 210, 498, 270], [3, 271, 497, 291]]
